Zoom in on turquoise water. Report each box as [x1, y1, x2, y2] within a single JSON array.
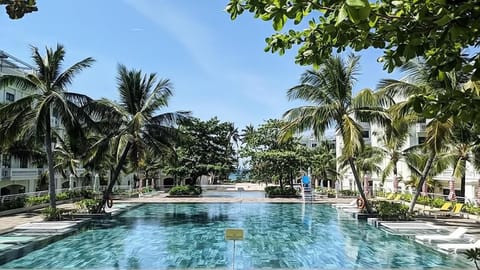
[[1, 203, 470, 269]]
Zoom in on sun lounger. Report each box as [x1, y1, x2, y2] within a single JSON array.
[[433, 203, 465, 218], [392, 194, 402, 201], [380, 222, 440, 231], [385, 193, 395, 200], [333, 199, 357, 208], [415, 227, 468, 243], [437, 239, 480, 253], [423, 202, 452, 216]]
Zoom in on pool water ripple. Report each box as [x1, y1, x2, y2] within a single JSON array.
[[0, 203, 471, 269]]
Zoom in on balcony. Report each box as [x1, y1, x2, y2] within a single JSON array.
[[1, 168, 43, 180], [416, 123, 427, 132]]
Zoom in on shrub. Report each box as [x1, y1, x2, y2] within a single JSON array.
[[76, 199, 100, 213], [374, 201, 412, 221], [56, 192, 69, 201], [264, 186, 298, 197], [169, 185, 202, 196], [340, 190, 358, 196], [0, 196, 26, 211], [402, 193, 412, 202], [431, 197, 447, 208], [42, 207, 69, 221], [25, 195, 49, 207]]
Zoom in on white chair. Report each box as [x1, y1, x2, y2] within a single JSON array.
[[437, 239, 480, 253], [415, 227, 468, 243], [333, 199, 356, 208]]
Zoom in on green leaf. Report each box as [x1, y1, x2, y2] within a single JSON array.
[[336, 5, 348, 26], [346, 5, 371, 23], [346, 0, 369, 8], [273, 14, 287, 31]]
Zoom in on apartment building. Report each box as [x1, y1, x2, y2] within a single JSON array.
[[336, 119, 480, 202]]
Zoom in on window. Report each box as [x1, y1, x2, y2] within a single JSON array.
[[361, 130, 370, 138], [5, 92, 14, 102], [20, 157, 28, 168], [418, 136, 426, 144], [2, 155, 11, 168], [311, 143, 317, 147]]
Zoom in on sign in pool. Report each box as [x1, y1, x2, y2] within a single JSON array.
[[225, 228, 244, 240]]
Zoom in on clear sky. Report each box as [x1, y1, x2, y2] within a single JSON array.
[[1, 0, 401, 134]]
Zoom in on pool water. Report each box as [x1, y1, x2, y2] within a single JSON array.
[[0, 203, 470, 269]]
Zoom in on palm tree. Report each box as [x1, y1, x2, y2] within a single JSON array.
[[379, 61, 458, 212], [282, 54, 390, 213], [447, 122, 480, 201], [88, 64, 189, 212], [373, 114, 418, 192], [0, 45, 94, 208]]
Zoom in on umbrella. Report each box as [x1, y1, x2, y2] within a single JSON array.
[[393, 175, 399, 193], [69, 174, 74, 191], [421, 181, 428, 196], [448, 178, 457, 201], [477, 179, 480, 206]]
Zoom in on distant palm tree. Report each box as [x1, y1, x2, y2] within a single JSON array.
[[87, 64, 190, 212], [373, 115, 418, 192], [379, 61, 457, 212], [282, 54, 390, 213], [0, 45, 94, 208]]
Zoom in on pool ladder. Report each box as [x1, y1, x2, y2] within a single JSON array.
[[302, 185, 313, 202]]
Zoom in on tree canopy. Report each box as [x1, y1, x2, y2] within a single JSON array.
[[226, 0, 480, 80], [1, 0, 37, 19]]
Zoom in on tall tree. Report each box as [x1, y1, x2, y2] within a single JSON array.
[[0, 45, 94, 208], [282, 54, 390, 213], [1, 0, 37, 19], [88, 64, 189, 212]]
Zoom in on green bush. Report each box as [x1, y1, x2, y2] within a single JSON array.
[[76, 199, 100, 213], [431, 197, 446, 208], [169, 185, 202, 196], [340, 190, 358, 196], [264, 186, 299, 197], [56, 192, 69, 201], [42, 207, 69, 221], [402, 193, 412, 202], [464, 203, 480, 215], [0, 197, 26, 211], [374, 201, 412, 221], [25, 195, 49, 207]]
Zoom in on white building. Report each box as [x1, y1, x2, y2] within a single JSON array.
[[336, 118, 480, 203]]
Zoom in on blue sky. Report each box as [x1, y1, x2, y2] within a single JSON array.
[[1, 0, 400, 134]]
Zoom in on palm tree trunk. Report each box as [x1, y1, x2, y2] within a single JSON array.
[[95, 142, 132, 213], [460, 159, 466, 201], [348, 158, 372, 213], [409, 153, 436, 213], [44, 112, 56, 209]]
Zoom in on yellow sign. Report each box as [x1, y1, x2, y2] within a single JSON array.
[[225, 228, 244, 240]]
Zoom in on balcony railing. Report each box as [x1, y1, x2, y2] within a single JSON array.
[[1, 168, 43, 180]]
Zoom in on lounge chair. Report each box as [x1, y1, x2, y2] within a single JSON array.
[[385, 193, 395, 200], [0, 236, 37, 244], [415, 227, 468, 243], [392, 194, 402, 201], [423, 202, 452, 216], [437, 239, 480, 253], [433, 203, 465, 218], [333, 199, 357, 208]]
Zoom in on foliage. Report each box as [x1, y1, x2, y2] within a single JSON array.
[[264, 186, 299, 197], [42, 206, 69, 221], [226, 0, 480, 81], [84, 64, 189, 212], [166, 117, 238, 184], [339, 190, 358, 197], [463, 248, 480, 270], [240, 119, 302, 187], [463, 203, 480, 215], [0, 0, 37, 19], [281, 54, 390, 214], [0, 196, 26, 211], [374, 201, 412, 221], [0, 45, 94, 209], [76, 199, 100, 213], [168, 185, 202, 196]]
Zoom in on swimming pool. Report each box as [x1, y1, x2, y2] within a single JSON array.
[[0, 203, 470, 269]]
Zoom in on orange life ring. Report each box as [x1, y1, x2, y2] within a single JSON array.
[[356, 197, 365, 209]]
